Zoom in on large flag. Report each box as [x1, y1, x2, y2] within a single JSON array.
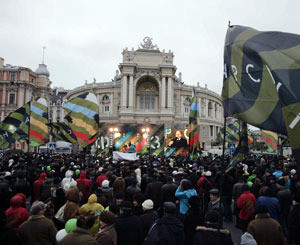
[[216, 120, 240, 143], [29, 97, 49, 146], [262, 130, 278, 152], [188, 88, 200, 159], [63, 91, 99, 148], [49, 122, 77, 144], [2, 102, 30, 141], [226, 121, 249, 173], [222, 25, 300, 173], [0, 123, 14, 149]]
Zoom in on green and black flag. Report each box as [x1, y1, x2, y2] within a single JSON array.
[[226, 121, 249, 173], [2, 102, 30, 141], [49, 122, 77, 144], [222, 25, 300, 174], [188, 88, 200, 159], [216, 120, 240, 144]]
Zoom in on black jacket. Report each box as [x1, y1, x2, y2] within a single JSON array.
[[277, 187, 292, 217], [140, 210, 159, 241], [115, 214, 142, 245], [144, 214, 184, 245], [145, 181, 163, 209], [193, 226, 233, 245], [287, 203, 300, 245], [161, 182, 177, 203]]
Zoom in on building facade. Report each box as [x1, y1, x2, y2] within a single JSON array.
[[66, 37, 224, 149]]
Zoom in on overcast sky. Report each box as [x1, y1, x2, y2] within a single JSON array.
[[1, 0, 299, 94]]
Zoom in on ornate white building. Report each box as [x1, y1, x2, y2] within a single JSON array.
[[66, 37, 224, 149]]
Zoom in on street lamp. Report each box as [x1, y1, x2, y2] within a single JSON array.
[[108, 126, 119, 156], [141, 126, 151, 157]]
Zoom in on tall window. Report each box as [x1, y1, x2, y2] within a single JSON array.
[[10, 72, 16, 81], [104, 105, 110, 112], [140, 94, 155, 109], [210, 125, 214, 137], [208, 101, 213, 118], [137, 79, 158, 111], [9, 93, 15, 105]]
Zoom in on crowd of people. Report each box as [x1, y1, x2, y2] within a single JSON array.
[[0, 151, 300, 245]]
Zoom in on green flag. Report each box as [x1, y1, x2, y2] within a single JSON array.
[[222, 25, 300, 174]]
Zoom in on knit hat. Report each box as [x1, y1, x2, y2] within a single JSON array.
[[102, 180, 109, 188], [163, 202, 176, 214], [142, 199, 154, 210], [75, 169, 80, 177], [205, 171, 212, 177], [209, 188, 219, 195], [99, 211, 116, 225], [65, 218, 77, 233], [30, 201, 47, 215], [291, 169, 296, 175]]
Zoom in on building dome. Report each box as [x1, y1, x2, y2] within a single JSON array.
[[35, 63, 50, 78]]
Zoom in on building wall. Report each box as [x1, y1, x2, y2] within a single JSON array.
[[66, 39, 224, 150]]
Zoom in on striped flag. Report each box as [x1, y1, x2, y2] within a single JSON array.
[[29, 97, 49, 146], [188, 88, 200, 159], [222, 25, 300, 173], [216, 120, 240, 144], [49, 122, 77, 144], [63, 91, 99, 148], [2, 102, 30, 141], [0, 123, 14, 149], [262, 130, 278, 152], [226, 121, 249, 173]]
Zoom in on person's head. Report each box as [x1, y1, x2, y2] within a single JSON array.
[[77, 215, 96, 230], [133, 193, 145, 207], [163, 202, 176, 215], [256, 204, 268, 215], [30, 201, 47, 215], [142, 199, 154, 211], [99, 211, 116, 228], [129, 142, 132, 146], [180, 179, 192, 191], [209, 189, 219, 201], [115, 193, 124, 205], [120, 201, 133, 215], [242, 184, 250, 192], [269, 175, 277, 184], [175, 131, 182, 139]]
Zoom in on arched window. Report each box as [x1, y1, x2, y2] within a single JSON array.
[[136, 77, 158, 111], [103, 95, 109, 101]]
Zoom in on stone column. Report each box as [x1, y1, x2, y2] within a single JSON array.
[[25, 86, 31, 103], [128, 75, 134, 108], [1, 84, 6, 119], [161, 77, 166, 108], [121, 75, 128, 108], [167, 77, 173, 108], [18, 85, 25, 108]]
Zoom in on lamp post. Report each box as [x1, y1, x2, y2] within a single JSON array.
[[108, 127, 119, 157], [141, 126, 151, 157]]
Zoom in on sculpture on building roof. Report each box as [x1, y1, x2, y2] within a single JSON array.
[[139, 37, 159, 50]]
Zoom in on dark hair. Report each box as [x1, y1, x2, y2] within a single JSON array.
[[166, 176, 173, 182], [100, 211, 116, 225], [188, 196, 201, 211], [181, 179, 192, 191], [242, 184, 250, 192], [256, 204, 268, 214], [77, 215, 96, 229]]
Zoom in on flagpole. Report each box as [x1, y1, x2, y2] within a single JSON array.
[[218, 116, 227, 244]]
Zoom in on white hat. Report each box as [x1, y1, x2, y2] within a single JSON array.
[[102, 180, 109, 188], [8, 159, 14, 167], [205, 171, 212, 177], [142, 199, 154, 210], [172, 170, 178, 176], [291, 169, 296, 175]]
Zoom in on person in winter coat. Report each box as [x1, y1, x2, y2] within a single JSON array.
[[79, 194, 104, 235], [255, 187, 280, 222], [97, 180, 113, 207], [18, 201, 57, 245], [0, 209, 21, 245], [112, 177, 126, 198], [145, 176, 163, 210], [61, 170, 75, 189], [144, 202, 184, 245], [277, 178, 292, 235], [247, 204, 285, 245], [193, 210, 233, 245], [59, 215, 96, 245], [76, 171, 91, 204], [5, 194, 29, 230], [96, 170, 108, 187], [114, 201, 142, 245], [33, 172, 47, 201], [287, 192, 300, 245], [64, 187, 80, 223], [184, 196, 204, 245], [161, 176, 177, 203], [175, 179, 198, 215], [237, 184, 256, 232], [95, 211, 117, 245], [197, 171, 214, 211], [13, 172, 31, 198], [125, 179, 141, 201], [140, 199, 159, 241]]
